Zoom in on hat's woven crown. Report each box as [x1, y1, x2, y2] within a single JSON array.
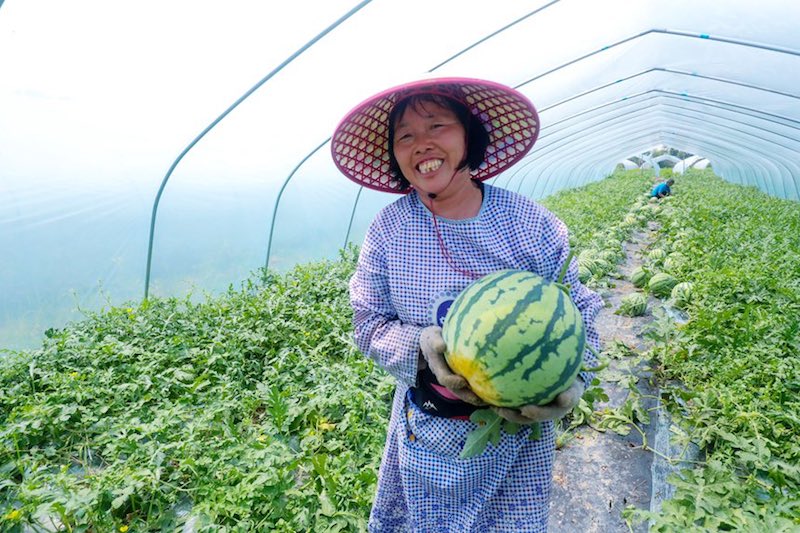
[[332, 79, 539, 193]]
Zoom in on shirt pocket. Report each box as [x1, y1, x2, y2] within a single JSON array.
[[397, 392, 511, 499]]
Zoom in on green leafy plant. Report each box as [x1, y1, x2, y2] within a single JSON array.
[[0, 247, 391, 531], [623, 170, 800, 530]]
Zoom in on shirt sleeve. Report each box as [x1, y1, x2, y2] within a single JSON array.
[[349, 218, 421, 387]]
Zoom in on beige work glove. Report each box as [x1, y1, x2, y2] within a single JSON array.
[[418, 326, 486, 406], [491, 379, 583, 424]]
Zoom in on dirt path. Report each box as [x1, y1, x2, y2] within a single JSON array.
[[549, 226, 661, 532]]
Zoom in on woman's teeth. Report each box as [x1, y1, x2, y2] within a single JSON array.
[[417, 159, 443, 174]]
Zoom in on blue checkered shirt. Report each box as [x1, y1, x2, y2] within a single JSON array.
[[350, 184, 603, 532]]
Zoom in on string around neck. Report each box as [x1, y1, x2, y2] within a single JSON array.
[[426, 191, 482, 281]]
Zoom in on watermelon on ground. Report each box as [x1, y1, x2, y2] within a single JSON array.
[[617, 292, 647, 317], [671, 281, 694, 309], [649, 272, 678, 298], [630, 266, 650, 288]]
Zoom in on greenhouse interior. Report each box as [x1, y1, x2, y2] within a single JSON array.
[[1, 0, 798, 531]]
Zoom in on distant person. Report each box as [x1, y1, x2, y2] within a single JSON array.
[[651, 178, 674, 199]]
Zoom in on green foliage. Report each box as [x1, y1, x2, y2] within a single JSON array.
[[541, 169, 656, 250], [625, 170, 800, 530], [542, 170, 660, 290], [2, 169, 799, 530], [0, 246, 393, 531], [549, 169, 800, 528]]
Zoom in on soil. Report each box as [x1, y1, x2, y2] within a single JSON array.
[[549, 225, 662, 532]]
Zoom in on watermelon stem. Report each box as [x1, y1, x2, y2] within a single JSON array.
[[556, 250, 576, 284], [582, 345, 610, 372], [554, 282, 572, 294]]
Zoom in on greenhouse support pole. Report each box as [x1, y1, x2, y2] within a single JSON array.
[[343, 186, 364, 251], [264, 139, 330, 271], [144, 0, 373, 300]]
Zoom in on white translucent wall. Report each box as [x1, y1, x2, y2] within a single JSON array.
[[1, 0, 799, 349], [674, 156, 710, 174]]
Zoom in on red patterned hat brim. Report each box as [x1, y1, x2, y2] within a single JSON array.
[[331, 77, 540, 194]]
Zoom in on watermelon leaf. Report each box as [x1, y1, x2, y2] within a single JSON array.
[[529, 422, 542, 441], [459, 409, 504, 459]]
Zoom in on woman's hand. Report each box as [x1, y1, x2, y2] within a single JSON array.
[[491, 379, 583, 424], [418, 326, 485, 405]]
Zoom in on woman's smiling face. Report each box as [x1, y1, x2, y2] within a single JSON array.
[[391, 99, 470, 197]]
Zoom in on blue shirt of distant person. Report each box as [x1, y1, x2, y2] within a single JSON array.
[[651, 178, 674, 198]]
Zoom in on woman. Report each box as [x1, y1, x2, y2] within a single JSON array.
[[331, 78, 603, 532]]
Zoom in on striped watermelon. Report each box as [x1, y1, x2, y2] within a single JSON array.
[[630, 266, 650, 288], [617, 292, 647, 317], [663, 252, 687, 272], [649, 272, 678, 297], [578, 250, 602, 274], [442, 270, 585, 408], [623, 213, 639, 226], [671, 281, 694, 309], [648, 248, 667, 263], [578, 264, 592, 283]]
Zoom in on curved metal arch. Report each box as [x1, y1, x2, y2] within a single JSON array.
[[270, 23, 800, 274], [334, 0, 572, 263], [513, 27, 800, 90], [552, 103, 800, 197], [509, 90, 800, 194], [263, 138, 332, 269], [511, 102, 670, 194], [528, 115, 791, 200], [338, 28, 800, 266], [343, 186, 364, 250], [143, 0, 373, 298], [517, 109, 793, 199], [523, 122, 668, 198], [653, 105, 800, 198], [566, 101, 800, 197], [525, 129, 777, 201], [509, 89, 800, 198], [527, 126, 790, 201], [496, 95, 668, 192], [529, 70, 800, 190], [539, 126, 780, 199], [429, 0, 562, 71], [500, 93, 782, 196], [539, 90, 800, 145], [651, 90, 800, 129], [507, 48, 800, 192], [541, 67, 800, 116], [331, 24, 800, 268], [660, 133, 783, 196], [272, 3, 566, 269]]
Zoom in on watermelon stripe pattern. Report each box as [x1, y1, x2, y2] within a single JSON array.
[[442, 270, 586, 407]]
